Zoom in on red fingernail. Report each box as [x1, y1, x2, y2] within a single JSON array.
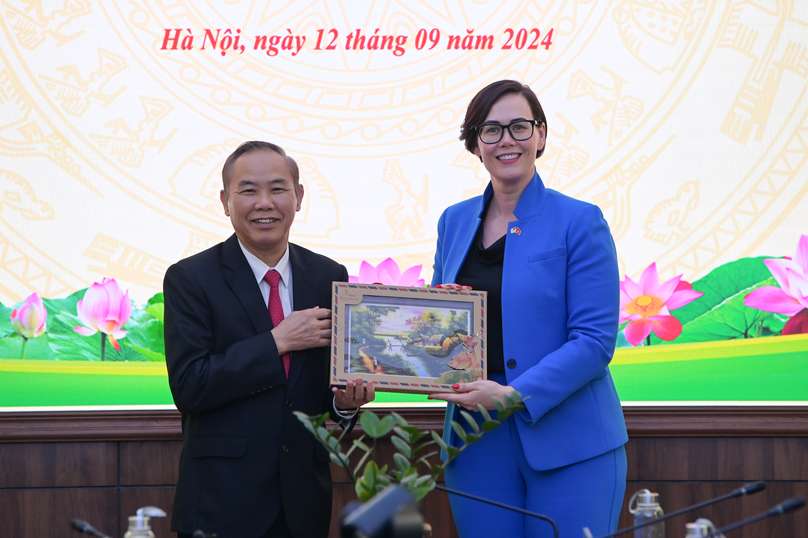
[[452, 384, 460, 390]]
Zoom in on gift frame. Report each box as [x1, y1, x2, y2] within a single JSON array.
[[331, 283, 487, 394]]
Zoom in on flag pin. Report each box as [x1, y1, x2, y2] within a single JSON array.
[[510, 226, 521, 235]]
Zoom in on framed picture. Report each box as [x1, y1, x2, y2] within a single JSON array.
[[331, 283, 487, 394]]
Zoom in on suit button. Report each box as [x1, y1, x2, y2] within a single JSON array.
[[507, 359, 517, 369], [285, 400, 292, 409], [282, 444, 289, 453]]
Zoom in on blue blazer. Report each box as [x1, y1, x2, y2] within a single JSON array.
[[432, 171, 628, 470]]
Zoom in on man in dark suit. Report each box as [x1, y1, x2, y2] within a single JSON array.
[[164, 141, 374, 538]]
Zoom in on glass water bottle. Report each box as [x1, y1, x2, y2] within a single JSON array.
[[628, 489, 665, 538]]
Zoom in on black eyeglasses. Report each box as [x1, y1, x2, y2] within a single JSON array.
[[476, 120, 539, 144]]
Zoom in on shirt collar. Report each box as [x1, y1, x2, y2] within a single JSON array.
[[237, 240, 291, 287]]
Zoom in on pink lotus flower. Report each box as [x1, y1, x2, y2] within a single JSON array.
[[744, 234, 808, 335], [349, 258, 425, 287], [74, 278, 132, 357], [11, 292, 47, 360], [11, 292, 47, 339], [620, 263, 704, 346]]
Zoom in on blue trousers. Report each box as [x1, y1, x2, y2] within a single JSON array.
[[444, 405, 627, 538]]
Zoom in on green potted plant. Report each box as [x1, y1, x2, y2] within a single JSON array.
[[295, 391, 526, 503]]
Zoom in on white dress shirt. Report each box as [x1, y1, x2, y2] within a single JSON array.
[[238, 240, 293, 316]]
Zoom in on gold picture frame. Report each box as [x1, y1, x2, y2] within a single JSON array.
[[331, 283, 487, 394]]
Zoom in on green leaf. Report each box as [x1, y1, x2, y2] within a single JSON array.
[[393, 426, 411, 443], [445, 446, 462, 458], [329, 453, 346, 468], [42, 290, 83, 317], [481, 420, 500, 432], [356, 477, 374, 502], [0, 303, 14, 338], [390, 436, 411, 459], [126, 344, 165, 362], [393, 453, 410, 473], [460, 410, 480, 434], [391, 411, 409, 427], [360, 411, 395, 438], [430, 430, 449, 451], [349, 438, 371, 453], [504, 391, 524, 407], [650, 257, 782, 344], [0, 333, 54, 360], [415, 475, 433, 488], [314, 414, 330, 427], [124, 318, 165, 357], [360, 410, 379, 431], [353, 451, 372, 478], [492, 397, 506, 412], [450, 421, 468, 443], [477, 405, 493, 422], [399, 425, 419, 435], [363, 460, 379, 483], [411, 486, 432, 502], [465, 433, 481, 443], [145, 303, 164, 323], [147, 292, 164, 306]]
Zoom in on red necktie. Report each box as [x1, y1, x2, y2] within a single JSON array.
[[264, 269, 291, 378]]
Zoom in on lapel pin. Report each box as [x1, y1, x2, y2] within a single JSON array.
[[510, 226, 521, 235]]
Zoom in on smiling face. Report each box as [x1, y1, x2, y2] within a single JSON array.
[[220, 150, 304, 266], [473, 92, 546, 191]]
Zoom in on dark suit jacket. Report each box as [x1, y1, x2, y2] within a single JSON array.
[[164, 235, 349, 538]]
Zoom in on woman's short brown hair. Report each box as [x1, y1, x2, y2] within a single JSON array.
[[459, 80, 547, 159]]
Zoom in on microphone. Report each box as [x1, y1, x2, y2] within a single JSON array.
[[70, 519, 113, 538], [706, 496, 805, 537], [586, 481, 766, 538], [436, 485, 558, 538]]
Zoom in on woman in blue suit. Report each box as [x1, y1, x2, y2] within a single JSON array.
[[428, 80, 628, 537]]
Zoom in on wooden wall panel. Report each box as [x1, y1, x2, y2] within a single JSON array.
[[0, 407, 806, 537], [120, 440, 182, 486], [627, 437, 808, 482], [0, 442, 116, 488], [0, 488, 117, 538]]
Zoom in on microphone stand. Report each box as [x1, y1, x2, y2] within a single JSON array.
[[706, 496, 805, 537], [436, 485, 559, 538], [587, 481, 766, 538], [70, 519, 114, 538]]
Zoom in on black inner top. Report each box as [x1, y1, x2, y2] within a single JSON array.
[[454, 203, 506, 375]]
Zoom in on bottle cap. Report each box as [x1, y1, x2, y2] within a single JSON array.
[[129, 506, 167, 530], [628, 489, 660, 513]]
